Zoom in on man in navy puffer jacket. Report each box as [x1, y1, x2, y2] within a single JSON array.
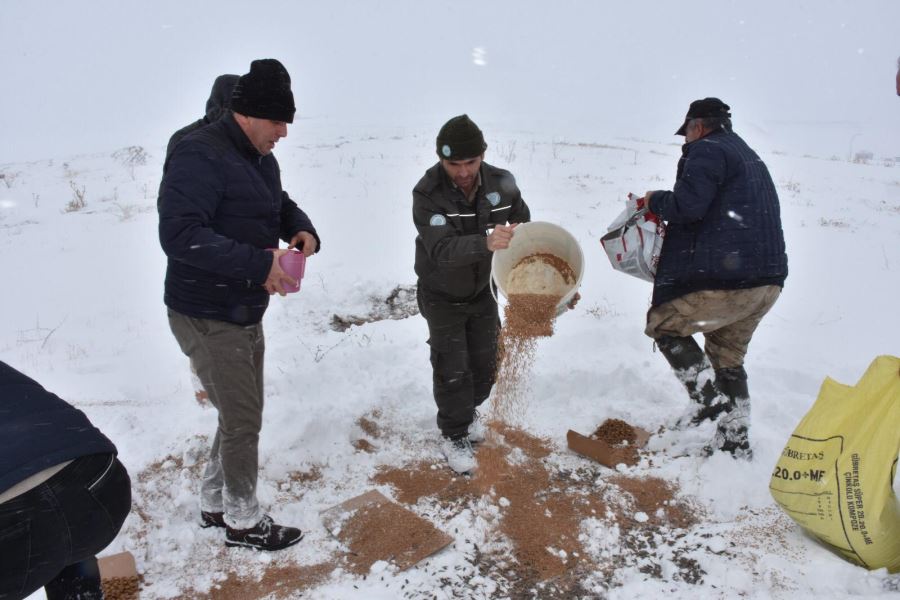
[[644, 98, 787, 460], [158, 59, 319, 551]]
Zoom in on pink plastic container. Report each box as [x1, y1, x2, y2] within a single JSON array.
[[278, 250, 306, 293]]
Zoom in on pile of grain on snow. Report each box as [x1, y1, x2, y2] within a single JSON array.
[[592, 418, 638, 446], [101, 576, 140, 600], [375, 425, 701, 596], [336, 501, 446, 574]]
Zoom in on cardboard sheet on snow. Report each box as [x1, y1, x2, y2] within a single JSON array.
[[98, 551, 139, 600], [98, 551, 137, 579], [321, 490, 453, 572], [567, 426, 651, 468]]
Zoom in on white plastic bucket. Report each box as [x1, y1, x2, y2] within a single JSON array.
[[490, 221, 584, 313]]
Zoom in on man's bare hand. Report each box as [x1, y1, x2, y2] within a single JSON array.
[[264, 249, 299, 296], [288, 231, 318, 257], [487, 223, 518, 252]]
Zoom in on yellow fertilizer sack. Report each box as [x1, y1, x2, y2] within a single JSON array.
[[769, 355, 900, 572]]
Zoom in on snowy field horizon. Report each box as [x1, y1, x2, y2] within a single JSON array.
[[2, 1, 900, 165]]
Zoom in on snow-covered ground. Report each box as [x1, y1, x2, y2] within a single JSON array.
[[2, 121, 899, 598], [3, 1, 900, 597]]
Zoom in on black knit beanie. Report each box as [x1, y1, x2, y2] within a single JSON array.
[[231, 59, 296, 123], [436, 114, 487, 160]]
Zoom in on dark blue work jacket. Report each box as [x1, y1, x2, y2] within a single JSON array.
[[648, 130, 787, 306]]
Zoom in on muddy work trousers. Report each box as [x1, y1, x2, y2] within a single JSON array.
[[645, 286, 782, 369], [418, 287, 500, 439], [168, 309, 265, 530]]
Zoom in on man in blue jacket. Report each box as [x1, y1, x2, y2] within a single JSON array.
[[158, 58, 320, 550], [0, 360, 131, 599], [644, 98, 787, 460]]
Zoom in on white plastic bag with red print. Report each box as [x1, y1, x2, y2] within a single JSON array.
[[600, 193, 665, 283]]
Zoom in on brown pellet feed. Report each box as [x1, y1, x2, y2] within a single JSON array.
[[101, 576, 140, 600], [336, 498, 452, 574], [374, 424, 703, 597], [491, 293, 560, 426], [491, 252, 575, 426], [592, 418, 638, 446]]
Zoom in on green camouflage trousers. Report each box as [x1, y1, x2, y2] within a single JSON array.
[[645, 286, 781, 369]]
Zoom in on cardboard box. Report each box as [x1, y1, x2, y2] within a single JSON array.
[[567, 426, 651, 468]]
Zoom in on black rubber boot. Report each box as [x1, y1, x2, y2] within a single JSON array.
[[709, 366, 752, 459], [715, 366, 749, 403], [656, 336, 731, 427]]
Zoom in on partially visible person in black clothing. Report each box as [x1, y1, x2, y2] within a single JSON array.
[[0, 360, 131, 600], [162, 73, 240, 406], [158, 59, 319, 551], [643, 98, 788, 460], [162, 74, 239, 175], [413, 114, 530, 474]]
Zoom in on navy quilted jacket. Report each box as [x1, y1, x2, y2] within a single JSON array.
[[0, 361, 116, 495], [648, 130, 787, 306], [158, 114, 320, 325]]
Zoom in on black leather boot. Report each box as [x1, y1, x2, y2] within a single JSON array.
[[656, 336, 732, 427]]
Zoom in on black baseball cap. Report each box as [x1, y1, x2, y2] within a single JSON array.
[[675, 97, 731, 135]]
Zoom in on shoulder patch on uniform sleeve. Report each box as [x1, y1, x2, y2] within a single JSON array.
[[497, 171, 518, 194], [429, 214, 447, 226]]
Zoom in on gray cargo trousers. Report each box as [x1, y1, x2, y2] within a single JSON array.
[[167, 309, 265, 529], [645, 286, 781, 369]]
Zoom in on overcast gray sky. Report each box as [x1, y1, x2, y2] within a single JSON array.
[[1, 0, 898, 163]]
